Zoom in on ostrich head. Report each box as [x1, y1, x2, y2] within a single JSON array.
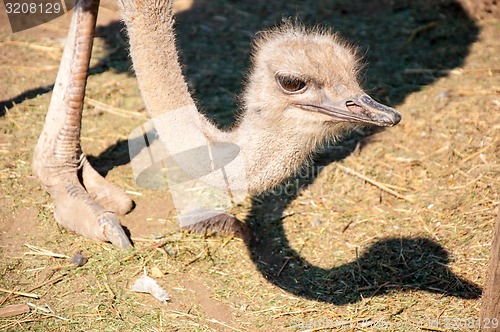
[[242, 25, 401, 141]]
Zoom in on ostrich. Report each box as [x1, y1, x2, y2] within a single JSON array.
[[32, 0, 401, 249]]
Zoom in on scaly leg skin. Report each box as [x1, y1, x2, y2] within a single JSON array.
[[33, 0, 132, 249]]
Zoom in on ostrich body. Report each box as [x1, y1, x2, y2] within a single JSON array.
[[32, 0, 401, 248]]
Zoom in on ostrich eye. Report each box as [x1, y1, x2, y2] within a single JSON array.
[[275, 74, 307, 93]]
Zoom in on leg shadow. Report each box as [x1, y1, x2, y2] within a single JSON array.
[[0, 20, 131, 116]]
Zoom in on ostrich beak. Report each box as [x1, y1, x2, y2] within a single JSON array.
[[297, 95, 401, 127]]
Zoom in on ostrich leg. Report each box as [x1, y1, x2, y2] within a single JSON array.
[[33, 0, 132, 248]]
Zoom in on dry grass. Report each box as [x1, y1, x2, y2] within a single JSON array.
[[0, 0, 499, 331]]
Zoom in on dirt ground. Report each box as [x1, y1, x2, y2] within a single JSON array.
[[0, 0, 499, 331]]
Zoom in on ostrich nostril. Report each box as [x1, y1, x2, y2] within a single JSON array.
[[346, 100, 367, 115]]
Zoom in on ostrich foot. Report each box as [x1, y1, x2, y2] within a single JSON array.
[[33, 155, 133, 249], [32, 0, 132, 249], [181, 210, 252, 243]]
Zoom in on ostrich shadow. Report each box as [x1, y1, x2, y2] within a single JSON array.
[[246, 142, 482, 303], [170, 0, 482, 303]]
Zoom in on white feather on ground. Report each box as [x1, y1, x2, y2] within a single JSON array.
[[130, 274, 170, 304]]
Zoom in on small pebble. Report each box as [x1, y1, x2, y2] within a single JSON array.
[[162, 246, 177, 256], [151, 233, 165, 240], [213, 15, 228, 23], [151, 266, 164, 278], [436, 90, 450, 99], [72, 253, 88, 267], [311, 218, 322, 227]]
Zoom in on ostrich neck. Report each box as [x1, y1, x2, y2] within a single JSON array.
[[228, 112, 314, 193], [121, 0, 192, 118]]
